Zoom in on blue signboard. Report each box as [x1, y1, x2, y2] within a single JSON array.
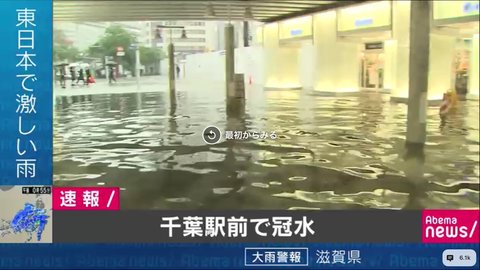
[[0, 0, 52, 185], [290, 29, 303, 37], [354, 18, 374, 27], [463, 2, 480, 14], [355, 18, 373, 27]]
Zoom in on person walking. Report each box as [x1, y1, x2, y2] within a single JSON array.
[[70, 66, 76, 87], [85, 68, 92, 86], [76, 68, 86, 86], [176, 65, 180, 79], [109, 67, 117, 84], [59, 67, 66, 89]]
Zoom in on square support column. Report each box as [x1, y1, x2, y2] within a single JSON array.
[[168, 43, 175, 93], [406, 0, 431, 146], [225, 23, 235, 97]]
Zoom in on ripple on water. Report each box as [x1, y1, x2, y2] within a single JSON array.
[[280, 155, 309, 160], [327, 142, 342, 147], [165, 197, 192, 203], [347, 150, 372, 159], [425, 189, 480, 209], [125, 124, 145, 129], [269, 181, 282, 186], [213, 188, 234, 195], [251, 182, 270, 188], [254, 161, 279, 168], [343, 167, 379, 179], [344, 167, 377, 174], [78, 122, 101, 127], [118, 165, 138, 169], [53, 173, 104, 181], [288, 176, 307, 182], [342, 135, 369, 142], [110, 129, 133, 135], [273, 189, 409, 209], [288, 207, 322, 210]]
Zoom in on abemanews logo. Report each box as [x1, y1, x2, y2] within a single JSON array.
[[422, 210, 479, 243]]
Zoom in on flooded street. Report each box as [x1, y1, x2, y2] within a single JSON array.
[[53, 85, 480, 210]]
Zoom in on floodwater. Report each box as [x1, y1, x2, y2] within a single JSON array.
[[53, 86, 480, 210]]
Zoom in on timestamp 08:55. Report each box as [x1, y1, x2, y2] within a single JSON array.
[[21, 186, 52, 195]]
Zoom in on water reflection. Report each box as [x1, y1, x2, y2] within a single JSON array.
[[53, 88, 480, 210]]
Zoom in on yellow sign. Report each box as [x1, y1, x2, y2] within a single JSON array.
[[279, 16, 312, 40], [337, 1, 391, 32], [433, 1, 479, 20]]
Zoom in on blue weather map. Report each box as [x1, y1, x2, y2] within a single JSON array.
[[1, 200, 49, 242], [0, 186, 52, 243]]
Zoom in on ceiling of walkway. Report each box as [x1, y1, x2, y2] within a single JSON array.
[[53, 0, 366, 22]]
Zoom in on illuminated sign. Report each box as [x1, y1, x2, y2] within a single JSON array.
[[463, 2, 480, 13], [290, 29, 303, 36], [337, 1, 391, 32], [279, 16, 312, 40], [434, 1, 479, 20], [355, 18, 373, 27]]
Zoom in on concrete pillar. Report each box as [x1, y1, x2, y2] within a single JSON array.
[[168, 43, 175, 93], [243, 21, 249, 47], [428, 34, 456, 101], [312, 11, 360, 95], [406, 0, 430, 146], [135, 48, 140, 88], [225, 23, 235, 96], [468, 34, 479, 100]]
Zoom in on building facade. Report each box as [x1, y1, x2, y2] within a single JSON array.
[[141, 20, 264, 53], [54, 22, 143, 50]]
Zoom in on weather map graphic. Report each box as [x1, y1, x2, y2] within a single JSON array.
[[0, 186, 52, 243]]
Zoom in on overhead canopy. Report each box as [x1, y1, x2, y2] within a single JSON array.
[[53, 0, 364, 22]]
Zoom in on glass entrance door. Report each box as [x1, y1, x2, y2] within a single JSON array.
[[361, 51, 384, 89], [452, 40, 470, 96]]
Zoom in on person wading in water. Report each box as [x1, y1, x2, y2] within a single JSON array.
[[439, 91, 457, 128]]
